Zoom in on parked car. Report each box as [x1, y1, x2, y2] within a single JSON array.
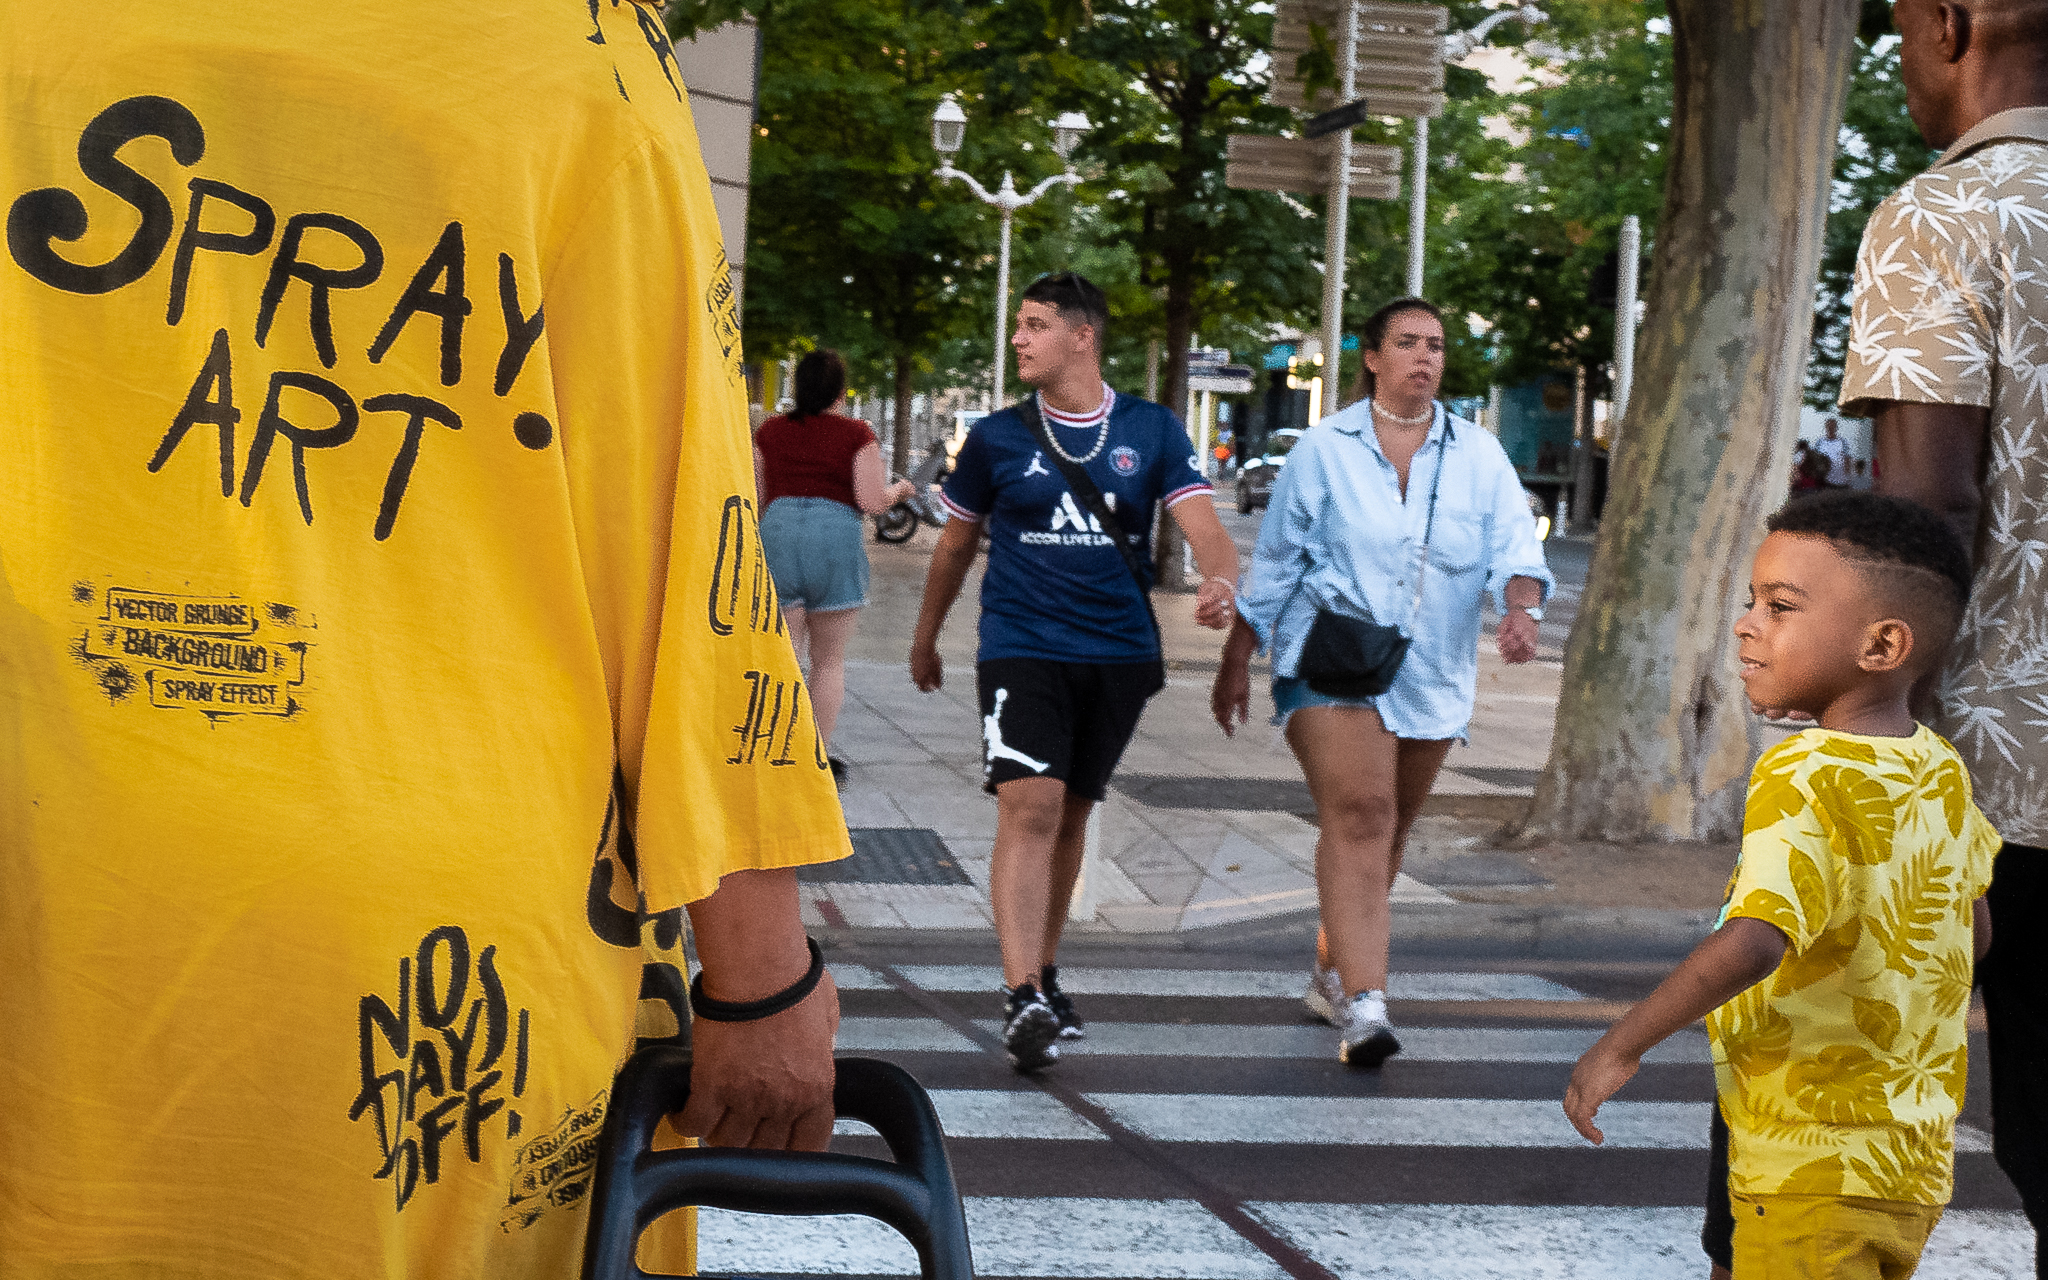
[[1234, 427, 1304, 512]]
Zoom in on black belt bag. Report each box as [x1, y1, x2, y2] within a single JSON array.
[[1291, 413, 1450, 699]]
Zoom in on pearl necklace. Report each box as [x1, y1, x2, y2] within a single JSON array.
[[1039, 392, 1112, 464], [1371, 398, 1434, 427]]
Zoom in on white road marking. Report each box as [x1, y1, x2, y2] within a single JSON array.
[[834, 1089, 1105, 1142], [1089, 1094, 1707, 1149], [828, 964, 1585, 1002], [697, 1197, 1286, 1278], [694, 1200, 2037, 1277], [833, 1018, 1711, 1063], [1248, 1203, 2038, 1280]]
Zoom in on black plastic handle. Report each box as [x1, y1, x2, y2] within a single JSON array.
[[581, 1049, 973, 1280]]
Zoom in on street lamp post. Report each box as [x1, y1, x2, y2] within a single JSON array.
[[932, 96, 1091, 409]]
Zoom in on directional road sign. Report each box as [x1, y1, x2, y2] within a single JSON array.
[[1269, 0, 1448, 118], [1224, 134, 1402, 199]]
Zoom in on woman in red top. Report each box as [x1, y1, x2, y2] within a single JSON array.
[[755, 350, 914, 781]]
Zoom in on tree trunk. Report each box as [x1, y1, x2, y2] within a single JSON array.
[[1520, 0, 1858, 844], [892, 351, 915, 477]]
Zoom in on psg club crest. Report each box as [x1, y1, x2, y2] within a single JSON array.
[[1110, 445, 1141, 476]]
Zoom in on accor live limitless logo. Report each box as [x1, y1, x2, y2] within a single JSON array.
[[5, 95, 558, 543], [1018, 490, 1118, 548]]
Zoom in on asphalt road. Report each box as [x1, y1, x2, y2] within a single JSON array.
[[691, 942, 2030, 1280]]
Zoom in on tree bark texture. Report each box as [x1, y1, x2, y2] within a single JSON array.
[[892, 351, 916, 478], [1521, 0, 1858, 844]]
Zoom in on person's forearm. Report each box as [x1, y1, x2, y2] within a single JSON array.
[[687, 867, 812, 1002], [1220, 613, 1259, 668], [1503, 575, 1543, 611], [1873, 401, 1989, 569], [1599, 919, 1787, 1059], [913, 523, 977, 648], [1187, 520, 1239, 586], [1974, 895, 1992, 964]]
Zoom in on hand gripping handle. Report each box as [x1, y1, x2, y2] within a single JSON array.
[[581, 1049, 973, 1280]]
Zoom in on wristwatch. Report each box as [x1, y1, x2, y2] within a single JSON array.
[[1514, 605, 1544, 622]]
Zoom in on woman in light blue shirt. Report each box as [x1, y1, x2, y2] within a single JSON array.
[[1212, 299, 1553, 1068]]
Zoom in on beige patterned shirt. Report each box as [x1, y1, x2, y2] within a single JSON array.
[[1841, 107, 2048, 846]]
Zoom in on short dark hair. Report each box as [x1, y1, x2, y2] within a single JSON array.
[[1020, 272, 1108, 349], [792, 348, 847, 419], [1358, 297, 1444, 398], [1766, 490, 1973, 649]]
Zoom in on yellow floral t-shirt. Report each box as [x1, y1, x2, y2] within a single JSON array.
[[1707, 727, 1999, 1205]]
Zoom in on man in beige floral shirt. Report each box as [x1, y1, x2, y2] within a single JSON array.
[[1840, 0, 2048, 1269]]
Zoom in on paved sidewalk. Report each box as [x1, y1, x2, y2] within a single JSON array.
[[802, 503, 1737, 958]]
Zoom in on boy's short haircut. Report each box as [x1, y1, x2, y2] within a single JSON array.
[[1766, 490, 1972, 650], [1020, 272, 1108, 350]]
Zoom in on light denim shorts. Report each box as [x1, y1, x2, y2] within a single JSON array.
[[1269, 674, 1376, 728], [760, 497, 870, 613]]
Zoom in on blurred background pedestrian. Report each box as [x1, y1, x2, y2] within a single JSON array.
[[756, 349, 916, 783]]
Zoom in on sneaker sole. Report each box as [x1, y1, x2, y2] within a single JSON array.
[[1006, 1007, 1061, 1073], [1340, 1029, 1402, 1070]]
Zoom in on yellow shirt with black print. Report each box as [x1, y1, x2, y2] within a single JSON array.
[[1708, 726, 2000, 1205]]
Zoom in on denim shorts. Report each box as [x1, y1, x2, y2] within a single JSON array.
[[760, 497, 870, 613], [1269, 675, 1376, 728]]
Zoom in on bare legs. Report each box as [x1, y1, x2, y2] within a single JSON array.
[[1285, 704, 1453, 997], [784, 604, 860, 749], [990, 776, 1094, 988]]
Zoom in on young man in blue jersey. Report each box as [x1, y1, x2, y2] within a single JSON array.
[[910, 272, 1239, 1071]]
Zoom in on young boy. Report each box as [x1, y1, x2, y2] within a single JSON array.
[[1565, 491, 1999, 1279]]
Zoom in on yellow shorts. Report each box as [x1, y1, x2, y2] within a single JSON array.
[[1730, 1191, 1943, 1279]]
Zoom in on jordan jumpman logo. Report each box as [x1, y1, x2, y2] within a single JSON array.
[[983, 689, 1051, 775], [1023, 451, 1051, 478]]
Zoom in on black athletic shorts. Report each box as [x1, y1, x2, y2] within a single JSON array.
[[975, 657, 1162, 801], [1703, 1102, 1733, 1269]]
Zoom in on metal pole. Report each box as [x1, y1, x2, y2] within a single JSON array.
[[1318, 0, 1360, 387], [994, 202, 1013, 409], [1610, 213, 1641, 460], [1406, 117, 1428, 297]]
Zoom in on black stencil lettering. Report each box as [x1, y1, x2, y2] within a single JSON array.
[[415, 1095, 464, 1184], [636, 962, 689, 1051], [707, 496, 748, 637], [728, 670, 766, 763], [6, 95, 203, 295], [511, 412, 553, 449], [474, 945, 509, 1072], [493, 254, 544, 395], [149, 328, 239, 495], [389, 1140, 420, 1209], [241, 370, 359, 524], [463, 1070, 507, 1161], [648, 905, 683, 951], [166, 178, 274, 325], [255, 212, 385, 368], [349, 957, 412, 1152], [633, 4, 684, 100], [584, 789, 643, 947], [415, 925, 470, 1031], [585, 0, 606, 43], [367, 222, 469, 386], [614, 67, 631, 102], [446, 999, 482, 1093], [772, 682, 807, 767], [612, 763, 641, 880], [405, 1040, 446, 1120], [362, 393, 462, 541], [512, 1009, 530, 1096]]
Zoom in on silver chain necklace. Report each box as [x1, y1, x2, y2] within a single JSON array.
[[1371, 398, 1434, 427], [1038, 391, 1112, 464]]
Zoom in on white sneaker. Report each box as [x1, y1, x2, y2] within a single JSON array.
[[1303, 966, 1344, 1025], [1337, 989, 1401, 1069]]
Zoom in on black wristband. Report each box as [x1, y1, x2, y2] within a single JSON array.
[[689, 936, 825, 1023]]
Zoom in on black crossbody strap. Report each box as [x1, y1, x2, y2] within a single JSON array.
[[1018, 395, 1163, 651]]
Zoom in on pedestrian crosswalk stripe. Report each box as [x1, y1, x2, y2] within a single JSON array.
[[834, 1018, 1713, 1064], [835, 1091, 1995, 1152], [830, 964, 1586, 1002], [693, 1199, 2039, 1278]]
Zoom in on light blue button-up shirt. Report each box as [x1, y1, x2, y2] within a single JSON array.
[[1236, 400, 1555, 740]]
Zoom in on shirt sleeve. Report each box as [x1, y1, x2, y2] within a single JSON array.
[[939, 423, 993, 522], [1838, 175, 1996, 417], [545, 132, 850, 910], [1234, 437, 1316, 655], [1158, 417, 1214, 508], [1476, 434, 1554, 611], [1720, 756, 1840, 953]]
